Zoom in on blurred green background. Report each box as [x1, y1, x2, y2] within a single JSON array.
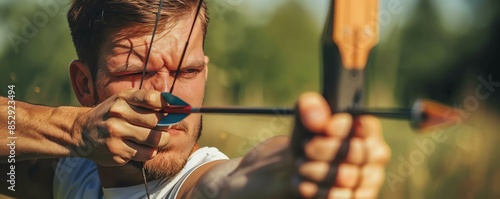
[[1, 0, 500, 198]]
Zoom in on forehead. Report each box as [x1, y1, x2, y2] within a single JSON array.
[[97, 16, 206, 72], [104, 15, 194, 56]]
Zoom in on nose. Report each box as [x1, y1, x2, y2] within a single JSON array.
[[151, 68, 171, 92]]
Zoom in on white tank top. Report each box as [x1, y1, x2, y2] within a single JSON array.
[[53, 147, 228, 199]]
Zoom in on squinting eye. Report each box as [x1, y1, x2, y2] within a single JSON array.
[[123, 71, 155, 78], [185, 69, 198, 73], [170, 69, 200, 79]]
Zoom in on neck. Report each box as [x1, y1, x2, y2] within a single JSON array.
[[97, 143, 201, 188]]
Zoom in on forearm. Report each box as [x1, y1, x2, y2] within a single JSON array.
[[0, 97, 89, 162], [185, 136, 294, 199]]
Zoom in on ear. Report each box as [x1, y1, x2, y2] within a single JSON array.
[[204, 55, 209, 81], [69, 60, 96, 106]]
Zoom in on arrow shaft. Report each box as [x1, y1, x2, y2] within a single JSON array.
[[163, 106, 294, 115], [162, 106, 411, 119]]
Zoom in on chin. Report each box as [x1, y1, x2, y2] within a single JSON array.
[[143, 118, 203, 179], [144, 149, 189, 179]]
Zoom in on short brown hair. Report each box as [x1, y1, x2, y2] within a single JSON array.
[[67, 0, 209, 79]]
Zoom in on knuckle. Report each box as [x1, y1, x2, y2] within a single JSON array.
[[108, 100, 127, 117], [362, 115, 382, 132], [338, 164, 359, 187], [305, 137, 339, 161], [116, 90, 127, 99], [347, 138, 365, 165], [299, 161, 329, 181], [116, 89, 133, 99], [368, 139, 391, 165], [104, 118, 120, 137], [143, 90, 157, 105]]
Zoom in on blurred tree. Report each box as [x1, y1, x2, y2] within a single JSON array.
[[379, 0, 500, 198], [0, 0, 77, 106], [205, 0, 320, 107], [394, 0, 500, 109]]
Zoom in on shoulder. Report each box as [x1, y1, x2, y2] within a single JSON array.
[[172, 147, 233, 199], [188, 146, 229, 164]]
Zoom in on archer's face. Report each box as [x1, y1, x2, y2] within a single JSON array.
[[94, 17, 208, 178]]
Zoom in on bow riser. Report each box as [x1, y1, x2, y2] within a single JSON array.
[[323, 0, 379, 112]]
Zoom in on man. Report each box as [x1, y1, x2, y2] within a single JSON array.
[[0, 0, 390, 198]]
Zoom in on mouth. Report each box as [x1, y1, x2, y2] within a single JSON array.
[[163, 121, 189, 136], [166, 127, 184, 136]]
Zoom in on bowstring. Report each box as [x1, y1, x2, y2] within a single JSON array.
[[138, 0, 164, 198], [137, 0, 203, 198], [169, 0, 204, 94], [139, 0, 164, 90]]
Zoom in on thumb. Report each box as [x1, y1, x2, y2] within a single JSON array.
[[290, 92, 331, 157]]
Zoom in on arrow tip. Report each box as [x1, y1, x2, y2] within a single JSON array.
[[411, 99, 464, 131]]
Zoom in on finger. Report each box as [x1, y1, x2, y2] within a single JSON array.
[[299, 162, 360, 188], [354, 115, 382, 138], [106, 118, 170, 148], [297, 181, 353, 199], [358, 165, 385, 189], [354, 115, 390, 165], [297, 92, 332, 134], [109, 99, 167, 129], [106, 138, 137, 166], [117, 89, 167, 110], [324, 113, 352, 138], [304, 136, 366, 164], [353, 187, 380, 199], [364, 136, 391, 165], [123, 140, 159, 162]]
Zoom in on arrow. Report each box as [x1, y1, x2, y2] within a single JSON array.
[[157, 92, 463, 128]]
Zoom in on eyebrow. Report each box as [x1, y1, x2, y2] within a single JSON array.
[[181, 60, 206, 70], [108, 63, 144, 74], [109, 60, 206, 74]]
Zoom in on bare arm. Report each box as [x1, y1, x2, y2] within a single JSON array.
[[0, 97, 88, 198], [180, 136, 293, 199], [0, 97, 88, 161], [0, 90, 171, 198]]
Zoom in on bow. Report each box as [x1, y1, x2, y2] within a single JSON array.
[[138, 0, 459, 198]]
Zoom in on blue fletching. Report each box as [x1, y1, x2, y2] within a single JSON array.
[[157, 113, 189, 126], [161, 92, 188, 105], [158, 93, 190, 126]]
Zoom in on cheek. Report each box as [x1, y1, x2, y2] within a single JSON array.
[[95, 79, 138, 103], [174, 76, 206, 106]]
